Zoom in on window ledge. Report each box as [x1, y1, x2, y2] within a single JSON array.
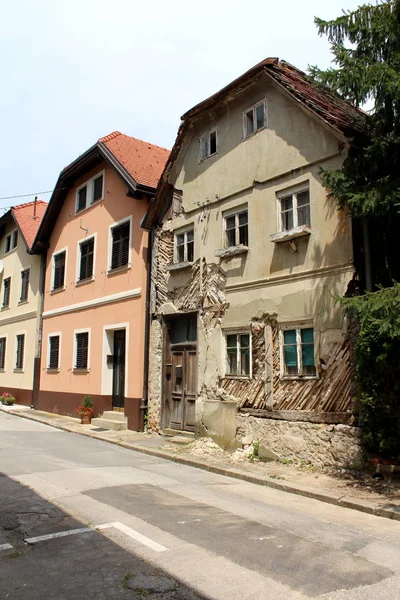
[[243, 126, 266, 141], [74, 198, 103, 217], [18, 300, 29, 306], [215, 245, 248, 259], [166, 261, 194, 272], [199, 151, 218, 164], [50, 287, 66, 295], [107, 264, 131, 276], [75, 277, 95, 287], [1, 306, 10, 311], [224, 375, 252, 380], [73, 368, 90, 373], [13, 369, 24, 373], [271, 225, 311, 243], [46, 368, 60, 373], [280, 375, 318, 381]]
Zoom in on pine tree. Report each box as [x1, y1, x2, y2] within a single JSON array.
[[310, 1, 400, 287]]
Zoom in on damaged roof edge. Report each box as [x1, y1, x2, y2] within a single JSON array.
[[141, 57, 365, 230]]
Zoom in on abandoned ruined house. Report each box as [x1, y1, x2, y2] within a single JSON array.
[[142, 58, 365, 465]]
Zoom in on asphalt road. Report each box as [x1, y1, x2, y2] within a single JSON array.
[[0, 412, 399, 599]]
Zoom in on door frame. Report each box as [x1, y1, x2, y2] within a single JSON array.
[[161, 312, 198, 431], [101, 322, 129, 403]]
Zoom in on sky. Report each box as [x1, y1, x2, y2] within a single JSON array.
[[0, 0, 362, 211]]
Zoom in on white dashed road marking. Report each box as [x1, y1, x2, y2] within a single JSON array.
[[25, 527, 93, 544], [0, 543, 13, 551], [96, 522, 168, 552]]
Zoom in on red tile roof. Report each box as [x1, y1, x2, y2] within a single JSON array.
[[99, 131, 170, 189], [12, 200, 47, 250]]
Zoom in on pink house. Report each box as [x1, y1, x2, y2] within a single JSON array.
[[33, 132, 169, 429]]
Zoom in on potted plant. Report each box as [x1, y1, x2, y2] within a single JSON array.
[[78, 395, 93, 424], [1, 392, 16, 406]]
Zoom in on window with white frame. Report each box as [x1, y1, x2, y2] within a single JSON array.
[[225, 331, 251, 377], [175, 228, 194, 264], [281, 326, 316, 377], [199, 129, 218, 161], [74, 331, 89, 370], [48, 335, 60, 370], [20, 268, 30, 302], [2, 277, 10, 308], [224, 208, 248, 248], [78, 237, 94, 281], [15, 334, 25, 370], [52, 250, 66, 290], [4, 229, 18, 254], [110, 220, 130, 271], [0, 337, 6, 370], [76, 171, 104, 213], [278, 186, 311, 232], [243, 100, 266, 138]]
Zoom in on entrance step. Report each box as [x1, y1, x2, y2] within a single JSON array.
[[168, 436, 194, 445], [162, 428, 195, 438], [101, 411, 127, 422], [91, 415, 127, 431]]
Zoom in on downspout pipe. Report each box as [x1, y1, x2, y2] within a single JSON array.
[[140, 226, 153, 431]]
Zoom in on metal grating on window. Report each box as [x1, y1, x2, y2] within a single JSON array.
[[16, 334, 24, 370]]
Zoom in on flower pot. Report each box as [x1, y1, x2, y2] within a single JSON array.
[[80, 412, 92, 425]]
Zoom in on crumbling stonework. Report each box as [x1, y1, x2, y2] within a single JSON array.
[[237, 414, 363, 467], [147, 318, 162, 432]]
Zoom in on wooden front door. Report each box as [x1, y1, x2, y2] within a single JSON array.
[[112, 330, 126, 409], [162, 315, 197, 432]]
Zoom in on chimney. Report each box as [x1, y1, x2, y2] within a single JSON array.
[[33, 196, 37, 219]]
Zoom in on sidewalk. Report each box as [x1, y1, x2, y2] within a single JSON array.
[[2, 404, 399, 522]]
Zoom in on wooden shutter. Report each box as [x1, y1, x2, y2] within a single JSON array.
[[77, 186, 87, 212], [20, 269, 30, 302], [53, 252, 66, 290], [79, 239, 94, 281], [0, 338, 6, 370], [75, 332, 88, 369], [111, 222, 130, 270], [16, 334, 25, 370], [48, 336, 60, 369], [92, 175, 103, 203]]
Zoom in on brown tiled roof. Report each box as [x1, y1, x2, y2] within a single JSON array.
[[12, 200, 47, 250], [142, 57, 365, 229], [99, 131, 170, 189]]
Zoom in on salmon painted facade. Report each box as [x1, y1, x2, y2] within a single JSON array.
[[0, 200, 47, 406], [33, 132, 169, 428]]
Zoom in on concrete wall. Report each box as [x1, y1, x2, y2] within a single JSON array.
[[0, 218, 41, 402]]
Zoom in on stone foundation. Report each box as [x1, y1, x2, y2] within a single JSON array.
[[236, 414, 363, 467]]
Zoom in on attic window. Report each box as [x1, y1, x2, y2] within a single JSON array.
[[199, 129, 218, 161], [75, 171, 105, 214], [4, 229, 18, 254], [243, 100, 266, 138]]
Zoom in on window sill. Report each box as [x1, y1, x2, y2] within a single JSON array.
[[13, 368, 24, 373], [215, 245, 248, 259], [4, 248, 17, 256], [107, 264, 131, 276], [271, 225, 311, 243], [46, 368, 60, 373], [224, 375, 252, 380], [166, 261, 193, 272], [75, 277, 94, 287], [73, 368, 90, 373], [280, 375, 318, 381], [74, 198, 103, 216], [199, 151, 218, 164], [18, 300, 29, 306], [1, 306, 10, 311], [50, 287, 66, 295], [243, 125, 266, 141]]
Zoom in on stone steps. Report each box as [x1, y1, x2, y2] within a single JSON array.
[[162, 428, 195, 439], [92, 410, 128, 431]]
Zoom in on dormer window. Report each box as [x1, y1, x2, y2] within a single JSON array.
[[199, 129, 218, 161], [75, 171, 105, 214]]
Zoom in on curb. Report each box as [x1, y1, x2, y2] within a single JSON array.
[[2, 407, 399, 522]]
